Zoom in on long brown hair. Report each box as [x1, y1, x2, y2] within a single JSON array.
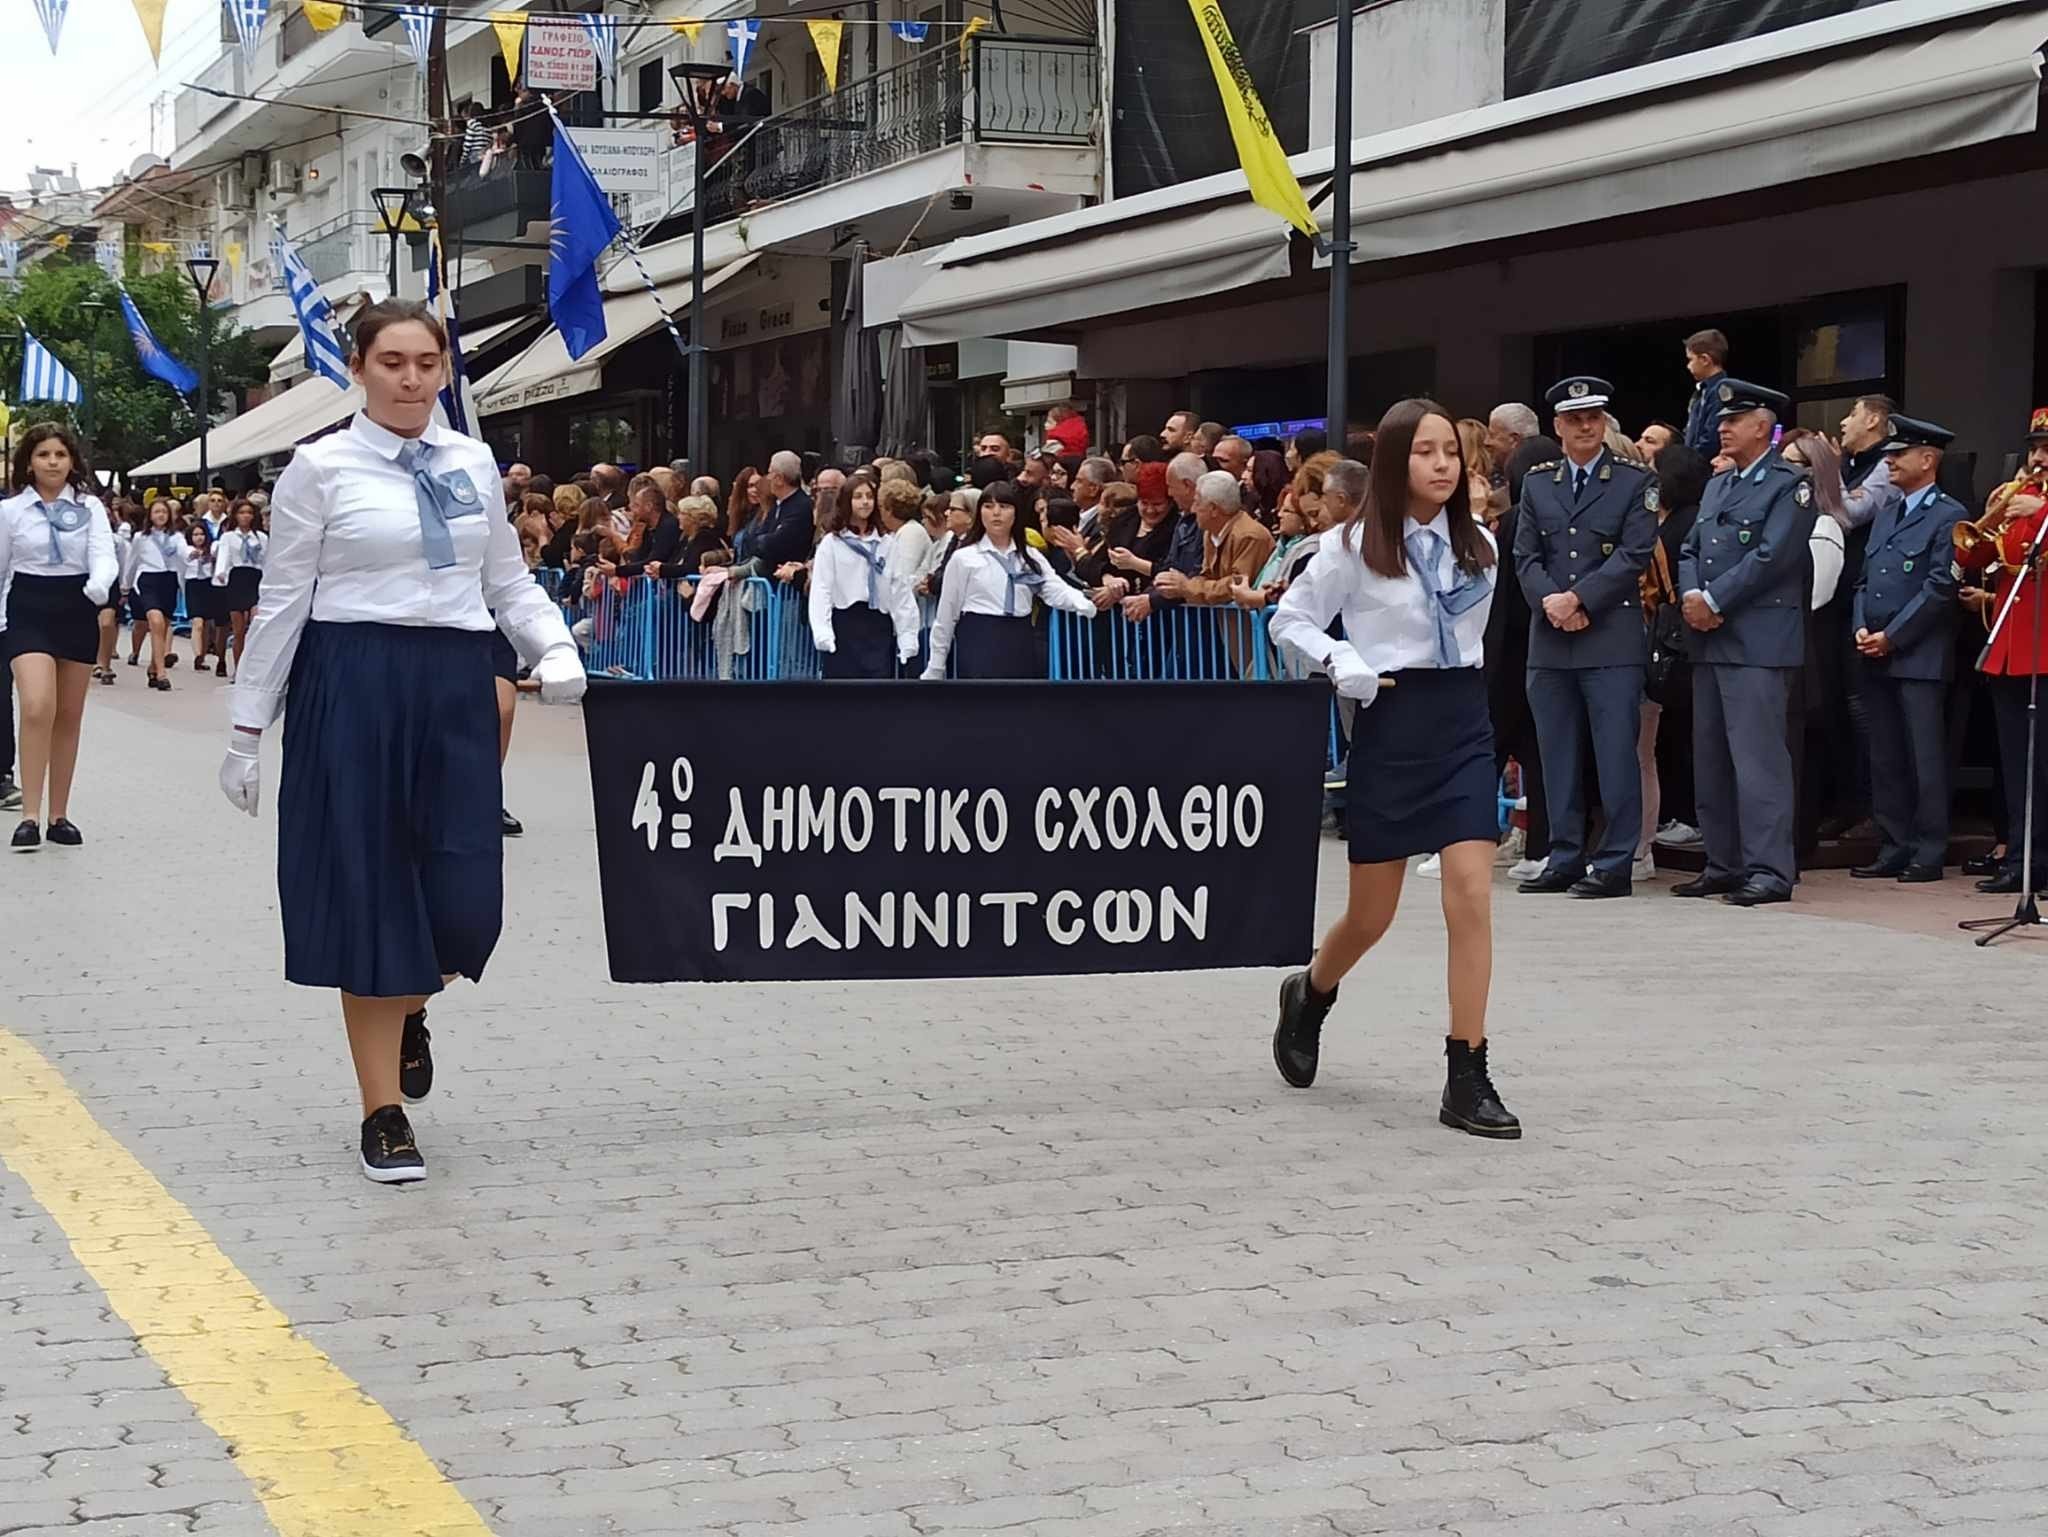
[[12, 421, 95, 498], [727, 466, 760, 536], [1344, 398, 1496, 580]]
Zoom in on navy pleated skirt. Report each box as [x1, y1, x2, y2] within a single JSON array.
[[1346, 666, 1499, 864], [823, 603, 896, 679], [277, 620, 503, 998], [135, 571, 180, 618], [185, 578, 225, 625], [489, 626, 519, 684], [953, 612, 1041, 680], [224, 567, 262, 614], [4, 574, 99, 664]]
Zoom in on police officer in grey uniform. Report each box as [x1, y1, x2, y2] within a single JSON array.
[[1850, 414, 1962, 882], [1675, 379, 1818, 906], [1513, 376, 1658, 897]]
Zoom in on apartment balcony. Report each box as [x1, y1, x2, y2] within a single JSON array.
[[443, 168, 554, 247], [619, 34, 1101, 291], [170, 27, 410, 171]]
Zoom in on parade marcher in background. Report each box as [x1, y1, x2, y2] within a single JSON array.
[[1269, 404, 1519, 1140], [1682, 328, 1730, 458], [125, 497, 184, 692], [215, 299, 587, 1185], [92, 500, 128, 686], [1, 423, 120, 851], [811, 470, 920, 678], [183, 524, 223, 677], [214, 499, 266, 678], [1846, 415, 1962, 882], [1958, 409, 2048, 897], [923, 480, 1098, 679], [1676, 379, 1818, 906], [1513, 377, 1656, 898]]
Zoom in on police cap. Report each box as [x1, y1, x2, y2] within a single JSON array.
[[1877, 414, 1955, 454], [1545, 376, 1613, 415], [1713, 378, 1792, 420]]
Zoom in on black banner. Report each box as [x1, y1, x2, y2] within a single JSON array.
[[583, 681, 1328, 983], [1506, 0, 1877, 97]]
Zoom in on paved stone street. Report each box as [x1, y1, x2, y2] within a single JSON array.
[[5, 674, 2047, 1537]]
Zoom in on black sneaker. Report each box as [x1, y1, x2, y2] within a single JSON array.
[[501, 808, 524, 837], [1273, 969, 1339, 1088], [10, 819, 39, 852], [400, 1010, 433, 1103], [360, 1105, 426, 1184], [44, 819, 81, 848], [0, 778, 20, 812], [1440, 1037, 1522, 1139]]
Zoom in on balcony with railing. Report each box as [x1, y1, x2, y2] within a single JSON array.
[[173, 50, 246, 148], [292, 213, 383, 286]]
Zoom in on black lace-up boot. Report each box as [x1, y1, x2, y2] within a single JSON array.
[[1440, 1036, 1521, 1139], [1272, 970, 1339, 1088]]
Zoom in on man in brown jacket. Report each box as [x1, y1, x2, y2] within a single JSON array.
[[1154, 471, 1275, 606]]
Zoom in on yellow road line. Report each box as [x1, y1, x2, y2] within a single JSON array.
[[0, 1027, 494, 1537]]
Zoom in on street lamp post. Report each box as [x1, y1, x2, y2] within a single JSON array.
[[1325, 0, 1356, 447], [371, 187, 417, 299], [78, 296, 104, 460], [672, 60, 732, 474], [185, 256, 220, 495]]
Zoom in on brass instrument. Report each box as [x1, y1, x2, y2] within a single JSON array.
[[1956, 469, 2048, 564]]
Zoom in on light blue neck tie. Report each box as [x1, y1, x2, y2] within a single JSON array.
[[837, 531, 885, 607], [397, 438, 458, 571], [242, 533, 261, 569], [37, 499, 86, 563], [1404, 525, 1489, 667], [998, 548, 1043, 615], [156, 531, 180, 564]]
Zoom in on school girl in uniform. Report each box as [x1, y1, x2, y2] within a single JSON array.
[[213, 499, 266, 678], [183, 523, 224, 675], [1267, 399, 1520, 1140], [126, 499, 184, 690], [811, 471, 921, 678], [922, 480, 1098, 679], [1, 423, 121, 851], [216, 298, 586, 1185], [92, 501, 130, 685]]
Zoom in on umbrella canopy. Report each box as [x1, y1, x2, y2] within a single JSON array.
[[832, 244, 881, 464], [878, 324, 928, 461]]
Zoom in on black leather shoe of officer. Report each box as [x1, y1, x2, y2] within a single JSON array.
[[1963, 849, 2004, 877], [1273, 969, 1338, 1089], [1671, 873, 1744, 898], [1896, 864, 1944, 884], [1568, 872, 1630, 899], [1440, 1037, 1520, 1139], [1851, 857, 1910, 879], [1517, 866, 1578, 894], [1723, 879, 1792, 907], [1977, 868, 2030, 894]]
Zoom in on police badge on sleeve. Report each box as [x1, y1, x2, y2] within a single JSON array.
[[1794, 481, 1813, 508]]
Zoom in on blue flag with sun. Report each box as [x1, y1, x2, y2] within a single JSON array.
[[117, 287, 200, 394], [547, 117, 623, 361]]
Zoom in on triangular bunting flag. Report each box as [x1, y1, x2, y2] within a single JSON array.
[[490, 12, 524, 82], [304, 0, 344, 31], [669, 19, 702, 45], [806, 19, 844, 91], [129, 0, 167, 60], [399, 3, 433, 75], [959, 14, 989, 60], [31, 0, 66, 52], [727, 17, 758, 78], [227, 0, 269, 68], [889, 21, 929, 43]]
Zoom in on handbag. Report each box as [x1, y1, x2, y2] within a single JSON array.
[[1646, 540, 1689, 702]]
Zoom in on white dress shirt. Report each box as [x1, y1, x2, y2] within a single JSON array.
[[923, 538, 1097, 677], [126, 528, 187, 585], [182, 544, 216, 584], [1808, 515, 1846, 611], [0, 488, 121, 628], [229, 413, 575, 731], [1270, 513, 1498, 680], [213, 529, 267, 583], [809, 528, 922, 659]]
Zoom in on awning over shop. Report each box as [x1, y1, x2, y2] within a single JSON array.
[[474, 255, 760, 416], [265, 308, 538, 383], [897, 0, 2048, 344], [128, 376, 360, 478]]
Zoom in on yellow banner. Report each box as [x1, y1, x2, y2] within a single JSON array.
[[129, 0, 168, 59], [669, 19, 703, 45], [1184, 0, 1318, 238], [224, 240, 243, 273], [959, 13, 988, 60], [303, 0, 344, 33], [806, 19, 844, 91], [489, 12, 525, 83]]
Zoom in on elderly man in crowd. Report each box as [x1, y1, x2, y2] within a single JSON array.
[[1211, 435, 1253, 483], [1486, 404, 1540, 481], [1072, 455, 1118, 535], [1153, 471, 1275, 607], [506, 462, 533, 500], [753, 450, 817, 571]]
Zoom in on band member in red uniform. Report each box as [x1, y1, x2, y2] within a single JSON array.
[[1955, 409, 2048, 896]]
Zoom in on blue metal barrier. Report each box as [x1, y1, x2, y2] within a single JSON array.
[[1047, 604, 1272, 681]]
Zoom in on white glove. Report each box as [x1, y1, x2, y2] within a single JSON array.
[[83, 579, 110, 606], [220, 731, 261, 817], [1324, 645, 1383, 707], [533, 644, 587, 705], [920, 665, 944, 681], [816, 638, 836, 655]]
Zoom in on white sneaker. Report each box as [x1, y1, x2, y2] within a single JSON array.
[[1415, 852, 1442, 878], [1507, 857, 1545, 882], [1654, 820, 1702, 848], [1631, 852, 1656, 882], [1493, 826, 1525, 866]]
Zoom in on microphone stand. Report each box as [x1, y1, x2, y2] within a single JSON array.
[[1961, 505, 2048, 945]]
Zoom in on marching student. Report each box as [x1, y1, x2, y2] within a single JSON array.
[[92, 500, 129, 685], [811, 470, 920, 678], [183, 523, 224, 676], [0, 422, 121, 851], [213, 498, 267, 678], [921, 479, 1099, 679], [1268, 401, 1519, 1140], [216, 298, 586, 1186], [125, 498, 184, 690]]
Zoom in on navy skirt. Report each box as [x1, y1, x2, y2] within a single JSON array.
[[953, 612, 1041, 680], [489, 626, 519, 684], [4, 573, 99, 664], [185, 578, 225, 624], [823, 603, 896, 679], [135, 571, 180, 618], [224, 567, 262, 614], [277, 621, 503, 998], [1346, 666, 1499, 864]]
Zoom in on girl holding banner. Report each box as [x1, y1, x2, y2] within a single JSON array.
[[811, 471, 921, 678], [215, 299, 587, 1185], [1267, 400, 1520, 1141], [922, 481, 1098, 680]]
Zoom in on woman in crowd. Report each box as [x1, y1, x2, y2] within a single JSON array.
[[126, 497, 185, 691], [537, 482, 585, 568], [1457, 418, 1507, 526], [514, 491, 554, 568], [1774, 428, 1849, 860], [668, 494, 729, 576], [1639, 444, 1708, 858], [1102, 462, 1179, 595], [1269, 400, 1518, 1141], [919, 486, 978, 598], [215, 499, 267, 678], [215, 298, 586, 1186], [727, 466, 765, 552], [1, 422, 120, 851], [923, 480, 1099, 680], [810, 470, 919, 678], [1230, 486, 1314, 610], [183, 522, 224, 677], [1241, 449, 1290, 526], [878, 477, 930, 613]]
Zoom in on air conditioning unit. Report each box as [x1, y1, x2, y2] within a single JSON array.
[[216, 167, 247, 210], [271, 160, 303, 195]]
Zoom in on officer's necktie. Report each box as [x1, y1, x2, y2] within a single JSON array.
[[36, 499, 86, 563], [1403, 526, 1489, 667], [1572, 466, 1589, 502], [836, 531, 886, 607], [396, 439, 458, 571], [998, 549, 1044, 615]]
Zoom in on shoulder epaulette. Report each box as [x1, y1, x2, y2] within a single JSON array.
[[1528, 460, 1560, 473]]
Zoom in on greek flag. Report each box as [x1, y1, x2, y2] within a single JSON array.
[[888, 20, 930, 43], [276, 229, 350, 389], [117, 286, 200, 394], [227, 0, 268, 67], [727, 18, 759, 77], [20, 329, 80, 405], [399, 3, 433, 75], [581, 12, 618, 79], [426, 231, 476, 436]]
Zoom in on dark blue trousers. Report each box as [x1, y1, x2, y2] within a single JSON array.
[[1526, 664, 1644, 881], [1694, 663, 1797, 892], [1861, 665, 1949, 868]]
